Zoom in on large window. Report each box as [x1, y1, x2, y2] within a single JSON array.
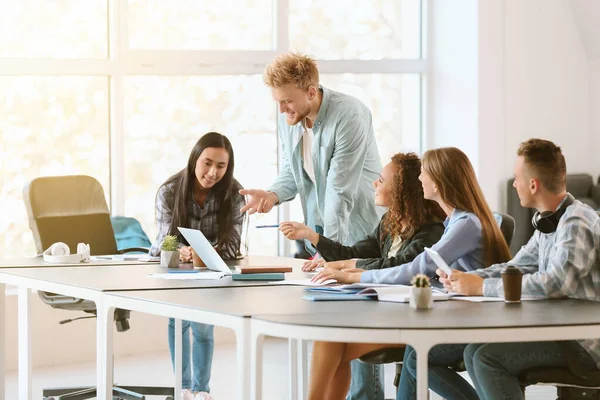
[[0, 0, 424, 258]]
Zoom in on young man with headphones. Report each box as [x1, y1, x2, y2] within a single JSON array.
[[434, 138, 600, 399]]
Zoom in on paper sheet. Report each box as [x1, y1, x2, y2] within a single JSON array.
[[269, 278, 337, 286]]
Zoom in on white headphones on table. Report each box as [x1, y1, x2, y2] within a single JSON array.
[[43, 242, 91, 263]]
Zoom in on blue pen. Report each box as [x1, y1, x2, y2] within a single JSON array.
[[255, 224, 280, 228]]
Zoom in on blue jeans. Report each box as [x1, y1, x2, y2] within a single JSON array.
[[168, 318, 214, 392], [464, 341, 598, 400], [398, 344, 478, 400], [347, 360, 384, 400]]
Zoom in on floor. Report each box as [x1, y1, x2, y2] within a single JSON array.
[[5, 338, 557, 399]]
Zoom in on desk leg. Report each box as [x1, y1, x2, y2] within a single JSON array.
[[250, 328, 264, 400], [299, 340, 308, 400], [97, 301, 114, 400], [288, 339, 298, 400], [0, 283, 5, 400], [414, 343, 431, 400], [237, 318, 251, 400], [174, 318, 182, 396], [17, 287, 31, 400]]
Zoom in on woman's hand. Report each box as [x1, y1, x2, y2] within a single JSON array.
[[179, 246, 192, 262], [311, 267, 363, 284], [279, 222, 319, 244], [302, 258, 326, 272], [325, 259, 358, 271]]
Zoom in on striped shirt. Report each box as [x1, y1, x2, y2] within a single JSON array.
[[472, 197, 600, 366], [149, 179, 246, 260]]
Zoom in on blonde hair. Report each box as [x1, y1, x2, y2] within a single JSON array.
[[422, 147, 511, 267], [263, 52, 319, 90]]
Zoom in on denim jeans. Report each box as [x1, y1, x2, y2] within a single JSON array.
[[347, 360, 384, 400], [397, 344, 478, 400], [168, 318, 215, 392], [464, 340, 598, 400]]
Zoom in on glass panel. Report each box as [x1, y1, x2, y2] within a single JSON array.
[[0, 77, 110, 258], [128, 0, 273, 50], [290, 0, 421, 60], [0, 0, 108, 58], [124, 75, 279, 255]]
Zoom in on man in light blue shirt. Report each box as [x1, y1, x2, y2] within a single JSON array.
[[240, 52, 384, 400]]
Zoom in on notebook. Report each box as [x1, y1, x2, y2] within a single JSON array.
[[303, 283, 451, 303], [232, 272, 285, 281], [236, 265, 292, 274]]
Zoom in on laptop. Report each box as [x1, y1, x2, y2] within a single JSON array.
[[178, 227, 233, 275], [424, 247, 453, 276]]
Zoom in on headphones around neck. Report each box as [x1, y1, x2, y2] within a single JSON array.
[[531, 194, 574, 234], [43, 242, 91, 263]]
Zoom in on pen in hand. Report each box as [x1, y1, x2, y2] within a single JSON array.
[[255, 224, 280, 228]]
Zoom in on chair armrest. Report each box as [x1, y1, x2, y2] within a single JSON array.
[[38, 291, 85, 305]]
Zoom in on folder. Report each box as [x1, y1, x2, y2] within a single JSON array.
[[232, 273, 285, 281]]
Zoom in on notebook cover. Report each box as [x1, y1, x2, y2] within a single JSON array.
[[231, 273, 285, 281], [237, 265, 293, 274]]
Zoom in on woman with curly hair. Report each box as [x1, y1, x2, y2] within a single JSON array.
[[279, 152, 446, 274]]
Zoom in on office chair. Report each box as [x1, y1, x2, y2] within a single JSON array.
[[358, 212, 516, 394], [23, 175, 174, 400]]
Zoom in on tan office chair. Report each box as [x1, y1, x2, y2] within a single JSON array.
[[358, 212, 517, 395], [24, 175, 173, 400]]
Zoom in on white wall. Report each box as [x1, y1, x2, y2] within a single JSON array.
[[430, 0, 594, 211], [591, 57, 600, 178]]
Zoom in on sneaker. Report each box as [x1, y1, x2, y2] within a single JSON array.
[[194, 392, 214, 400], [181, 389, 195, 400]]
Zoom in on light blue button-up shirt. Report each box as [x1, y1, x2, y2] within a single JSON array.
[[361, 209, 486, 284], [268, 86, 383, 246]]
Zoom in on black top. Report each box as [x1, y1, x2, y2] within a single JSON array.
[[315, 215, 445, 270]]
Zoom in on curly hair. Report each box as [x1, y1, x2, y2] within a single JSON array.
[[382, 152, 447, 240], [263, 52, 319, 90]]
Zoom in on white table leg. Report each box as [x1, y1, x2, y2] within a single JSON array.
[[97, 301, 114, 400], [175, 318, 182, 396], [17, 287, 31, 400], [298, 340, 308, 400], [237, 318, 251, 400], [288, 339, 298, 400], [250, 328, 264, 400], [0, 283, 5, 400], [414, 344, 431, 400]]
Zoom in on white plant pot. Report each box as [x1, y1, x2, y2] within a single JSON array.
[[410, 287, 433, 309], [161, 251, 180, 268]]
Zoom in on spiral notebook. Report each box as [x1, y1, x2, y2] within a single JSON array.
[[303, 283, 450, 303]]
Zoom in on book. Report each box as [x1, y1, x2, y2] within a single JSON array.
[[303, 283, 450, 303], [231, 273, 285, 281], [236, 265, 292, 274]]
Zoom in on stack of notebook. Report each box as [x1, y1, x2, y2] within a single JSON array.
[[231, 265, 292, 281]]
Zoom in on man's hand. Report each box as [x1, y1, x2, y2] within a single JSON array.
[[179, 246, 192, 262], [302, 258, 326, 272], [311, 267, 362, 284], [437, 269, 484, 295], [279, 221, 319, 244], [239, 189, 278, 215]]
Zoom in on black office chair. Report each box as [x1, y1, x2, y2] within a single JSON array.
[[358, 212, 516, 394], [23, 175, 174, 400]]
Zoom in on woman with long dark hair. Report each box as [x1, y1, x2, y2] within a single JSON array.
[[150, 132, 245, 400]]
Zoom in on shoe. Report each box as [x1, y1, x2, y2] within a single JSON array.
[[181, 389, 195, 400], [194, 392, 214, 400]]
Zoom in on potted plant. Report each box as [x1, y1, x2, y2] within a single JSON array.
[[410, 274, 433, 309], [160, 235, 180, 268]]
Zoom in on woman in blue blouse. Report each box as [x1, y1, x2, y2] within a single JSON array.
[[308, 147, 511, 400], [150, 132, 245, 400]]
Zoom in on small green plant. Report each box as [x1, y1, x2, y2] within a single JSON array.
[[411, 274, 430, 288], [161, 235, 178, 252]]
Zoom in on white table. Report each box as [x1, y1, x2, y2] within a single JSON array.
[[0, 256, 300, 400], [250, 298, 600, 399]]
